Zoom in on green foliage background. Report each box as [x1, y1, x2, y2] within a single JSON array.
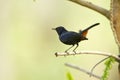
[[0, 0, 119, 80]]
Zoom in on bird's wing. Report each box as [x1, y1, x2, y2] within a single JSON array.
[[60, 32, 80, 45]]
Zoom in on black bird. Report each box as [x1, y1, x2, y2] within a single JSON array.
[[53, 23, 100, 53]]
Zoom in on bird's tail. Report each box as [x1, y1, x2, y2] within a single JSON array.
[[82, 23, 100, 32], [79, 23, 100, 37]]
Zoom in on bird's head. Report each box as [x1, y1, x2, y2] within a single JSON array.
[[52, 26, 67, 36]]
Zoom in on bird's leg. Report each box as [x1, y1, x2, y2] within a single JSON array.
[[65, 45, 74, 54], [73, 44, 79, 54]]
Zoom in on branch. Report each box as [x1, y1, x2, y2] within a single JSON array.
[[69, 0, 110, 19], [55, 51, 120, 62], [90, 56, 110, 76], [65, 63, 101, 79], [110, 0, 120, 48]]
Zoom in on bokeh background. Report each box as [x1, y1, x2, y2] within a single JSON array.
[[0, 0, 119, 80]]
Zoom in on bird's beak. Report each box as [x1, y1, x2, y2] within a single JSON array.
[[52, 28, 56, 30]]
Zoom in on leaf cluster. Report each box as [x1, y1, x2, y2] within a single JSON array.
[[101, 57, 115, 80]]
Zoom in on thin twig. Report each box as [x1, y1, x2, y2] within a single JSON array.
[[55, 51, 120, 62], [90, 56, 110, 77], [68, 0, 110, 19], [65, 63, 101, 79]]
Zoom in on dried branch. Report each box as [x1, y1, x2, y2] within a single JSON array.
[[68, 0, 110, 19], [90, 56, 110, 76], [110, 0, 120, 48], [110, 0, 120, 75], [55, 51, 120, 62], [65, 63, 101, 79]]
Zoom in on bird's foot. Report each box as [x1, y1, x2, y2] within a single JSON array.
[[65, 51, 69, 55], [73, 50, 77, 55]]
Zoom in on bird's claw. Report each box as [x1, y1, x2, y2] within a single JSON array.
[[65, 51, 69, 55], [73, 50, 77, 54]]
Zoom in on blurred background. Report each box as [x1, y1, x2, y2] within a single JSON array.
[[0, 0, 119, 80]]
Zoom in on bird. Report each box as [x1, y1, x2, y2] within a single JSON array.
[[52, 23, 100, 54]]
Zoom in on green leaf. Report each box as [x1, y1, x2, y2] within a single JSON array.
[[66, 71, 74, 80], [101, 57, 115, 80]]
